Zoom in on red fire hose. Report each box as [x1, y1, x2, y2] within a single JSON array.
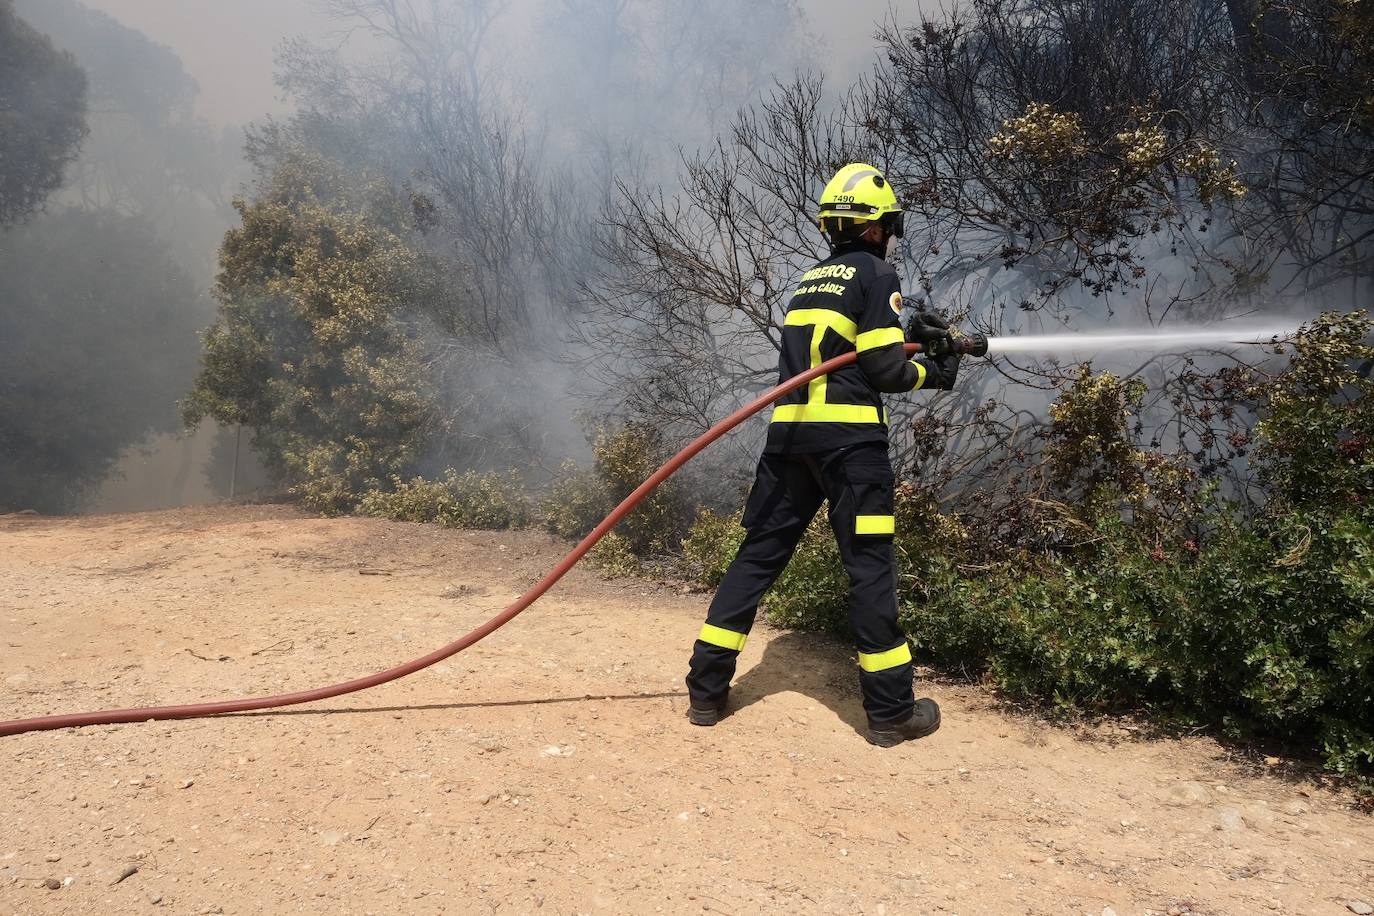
[[1, 345, 923, 738]]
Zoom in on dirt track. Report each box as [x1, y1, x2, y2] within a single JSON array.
[[2, 505, 1371, 915]]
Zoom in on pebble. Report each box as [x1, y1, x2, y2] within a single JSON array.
[[320, 830, 349, 846], [1103, 908, 1118, 916], [44, 853, 61, 862], [1214, 807, 1245, 832], [43, 877, 60, 890], [1165, 781, 1213, 806], [179, 779, 194, 789], [149, 892, 163, 905], [1347, 902, 1373, 916], [113, 863, 139, 884]]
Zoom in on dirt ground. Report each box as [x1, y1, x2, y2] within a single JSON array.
[[2, 505, 1371, 916]]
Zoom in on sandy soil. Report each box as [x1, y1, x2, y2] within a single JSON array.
[[2, 505, 1371, 916]]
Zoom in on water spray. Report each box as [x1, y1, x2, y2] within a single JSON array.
[[986, 324, 1296, 356], [0, 328, 1295, 738]]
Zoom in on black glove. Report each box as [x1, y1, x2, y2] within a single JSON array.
[[929, 350, 962, 389], [905, 310, 953, 356]]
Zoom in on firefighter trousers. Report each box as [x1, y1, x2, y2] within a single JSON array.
[[685, 443, 916, 725]]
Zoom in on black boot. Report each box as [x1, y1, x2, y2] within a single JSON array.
[[865, 697, 941, 747], [687, 695, 728, 726]]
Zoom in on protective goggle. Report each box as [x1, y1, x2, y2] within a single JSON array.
[[880, 210, 905, 239]]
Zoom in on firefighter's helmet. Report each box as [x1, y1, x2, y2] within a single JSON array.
[[817, 163, 904, 241]]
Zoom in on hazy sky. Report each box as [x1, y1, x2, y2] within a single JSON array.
[[79, 0, 901, 126], [78, 0, 332, 124]]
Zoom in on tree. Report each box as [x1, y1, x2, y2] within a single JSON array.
[[14, 0, 245, 279], [183, 150, 468, 514], [583, 75, 862, 471], [0, 209, 203, 512], [584, 0, 1297, 533], [1229, 0, 1374, 295], [864, 0, 1248, 321], [0, 0, 88, 224]]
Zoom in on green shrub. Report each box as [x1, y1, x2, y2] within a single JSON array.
[[680, 507, 747, 587], [895, 505, 1374, 773], [357, 469, 532, 529], [541, 461, 610, 541], [588, 531, 644, 578], [1253, 310, 1374, 513], [541, 423, 690, 557]]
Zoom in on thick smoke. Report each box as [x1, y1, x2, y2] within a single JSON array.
[[20, 0, 1338, 513], [3, 0, 914, 512]]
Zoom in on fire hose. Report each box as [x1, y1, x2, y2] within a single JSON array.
[[1, 339, 986, 738]]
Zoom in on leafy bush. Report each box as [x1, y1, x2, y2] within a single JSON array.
[[541, 461, 610, 542], [357, 470, 531, 530], [680, 507, 748, 587], [1252, 310, 1374, 512], [183, 150, 455, 515], [587, 532, 644, 578], [541, 423, 690, 556]]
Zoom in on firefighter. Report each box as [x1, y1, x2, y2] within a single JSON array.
[[685, 163, 964, 747]]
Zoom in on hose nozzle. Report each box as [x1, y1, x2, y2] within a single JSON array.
[[954, 332, 989, 358]]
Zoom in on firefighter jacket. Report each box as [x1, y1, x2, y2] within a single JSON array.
[[764, 241, 947, 454]]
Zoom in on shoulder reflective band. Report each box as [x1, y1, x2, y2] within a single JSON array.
[[909, 360, 927, 391], [856, 326, 905, 352], [855, 514, 895, 535], [698, 623, 748, 652], [858, 642, 912, 673]]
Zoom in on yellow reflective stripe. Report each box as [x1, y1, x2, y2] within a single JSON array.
[[909, 359, 927, 391], [774, 306, 885, 425], [858, 642, 912, 673], [856, 326, 905, 352], [771, 403, 882, 424], [855, 514, 895, 535], [785, 308, 857, 342], [698, 623, 747, 652]]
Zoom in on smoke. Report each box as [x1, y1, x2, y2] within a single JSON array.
[[19, 0, 1224, 515]]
